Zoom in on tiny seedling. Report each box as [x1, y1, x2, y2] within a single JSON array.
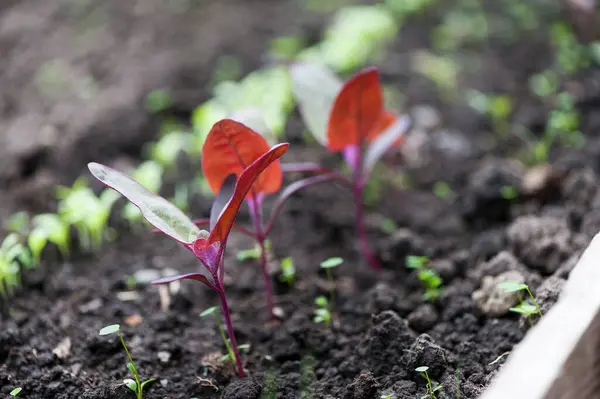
[[200, 306, 250, 363], [406, 256, 443, 301], [0, 233, 34, 299], [99, 324, 156, 398], [497, 281, 542, 327], [88, 124, 289, 378], [56, 178, 120, 253], [279, 256, 295, 286], [381, 394, 393, 399], [313, 295, 331, 326], [289, 63, 412, 271], [415, 366, 443, 399], [320, 257, 342, 314], [10, 387, 22, 397]]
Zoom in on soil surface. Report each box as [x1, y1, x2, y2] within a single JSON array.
[[2, 0, 600, 398]]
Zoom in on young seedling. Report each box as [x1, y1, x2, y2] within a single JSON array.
[[10, 387, 22, 398], [99, 324, 156, 399], [198, 116, 324, 318], [406, 256, 443, 301], [0, 233, 34, 299], [320, 257, 342, 314], [497, 281, 542, 327], [313, 295, 331, 327], [88, 124, 289, 378], [289, 63, 412, 271], [279, 256, 295, 286], [415, 366, 443, 399], [56, 178, 120, 253], [200, 306, 250, 364]]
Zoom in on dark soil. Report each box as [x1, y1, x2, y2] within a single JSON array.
[[2, 0, 600, 398]]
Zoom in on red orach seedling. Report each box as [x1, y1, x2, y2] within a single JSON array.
[[87, 123, 289, 378], [289, 64, 412, 270]]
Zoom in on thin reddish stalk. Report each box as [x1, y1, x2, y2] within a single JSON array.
[[217, 286, 245, 377], [352, 184, 382, 271], [248, 197, 276, 319]]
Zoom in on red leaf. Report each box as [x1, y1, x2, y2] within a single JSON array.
[[202, 119, 283, 197], [205, 143, 289, 247], [326, 67, 384, 152], [366, 110, 404, 147]]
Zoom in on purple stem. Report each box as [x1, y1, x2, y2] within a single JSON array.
[[216, 285, 245, 377], [352, 184, 382, 271], [247, 196, 276, 319]]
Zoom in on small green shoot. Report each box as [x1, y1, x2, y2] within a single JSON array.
[[313, 296, 331, 326], [416, 366, 442, 399], [279, 256, 295, 286], [237, 240, 272, 262], [320, 257, 342, 310], [10, 387, 22, 397], [406, 256, 443, 301], [432, 181, 453, 200], [0, 233, 34, 299], [500, 185, 519, 200], [380, 218, 397, 234], [99, 324, 156, 399], [497, 281, 542, 327], [200, 306, 251, 364]]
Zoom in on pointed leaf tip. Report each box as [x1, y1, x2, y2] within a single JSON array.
[[87, 162, 200, 244], [327, 67, 384, 152], [202, 119, 283, 197], [207, 143, 289, 247]]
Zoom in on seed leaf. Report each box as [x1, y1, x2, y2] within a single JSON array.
[[99, 324, 120, 336], [497, 281, 528, 293]]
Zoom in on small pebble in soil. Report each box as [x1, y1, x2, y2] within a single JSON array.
[[343, 372, 379, 399], [468, 250, 524, 283], [407, 304, 438, 332], [220, 377, 262, 399], [401, 334, 448, 378], [472, 270, 525, 317], [157, 350, 171, 363], [507, 215, 575, 274]]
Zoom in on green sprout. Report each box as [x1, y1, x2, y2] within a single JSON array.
[[56, 178, 120, 253], [432, 182, 454, 200], [99, 324, 156, 398], [145, 89, 171, 114], [381, 394, 393, 399], [149, 131, 190, 168], [0, 233, 34, 299], [406, 256, 442, 301], [237, 240, 272, 262], [313, 296, 331, 326], [5, 212, 70, 264], [415, 366, 443, 399], [380, 218, 397, 234], [10, 387, 22, 397], [28, 214, 70, 263], [497, 281, 542, 327], [500, 185, 519, 200], [200, 306, 250, 363], [279, 257, 295, 286], [320, 257, 342, 309], [466, 90, 513, 136]]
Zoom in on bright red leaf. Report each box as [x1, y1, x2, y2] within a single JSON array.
[[326, 67, 384, 152], [202, 143, 289, 248], [202, 119, 283, 197]]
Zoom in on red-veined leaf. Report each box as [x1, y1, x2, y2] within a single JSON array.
[[205, 143, 289, 247], [290, 63, 342, 146], [362, 115, 411, 179], [151, 273, 217, 291], [202, 119, 283, 196], [87, 162, 200, 244], [326, 67, 384, 152]]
